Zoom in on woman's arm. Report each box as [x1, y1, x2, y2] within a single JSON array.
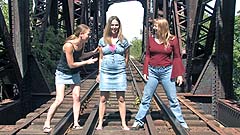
[[80, 46, 99, 60], [98, 47, 103, 74], [171, 36, 185, 78], [64, 43, 98, 68], [125, 48, 130, 67], [143, 36, 151, 75], [96, 47, 103, 83]]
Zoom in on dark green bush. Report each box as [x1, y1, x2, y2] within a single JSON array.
[[31, 26, 65, 89]]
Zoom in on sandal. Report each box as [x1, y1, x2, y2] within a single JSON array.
[[43, 126, 52, 133], [72, 125, 83, 130]]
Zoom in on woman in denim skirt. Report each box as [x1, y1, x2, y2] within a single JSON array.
[[131, 18, 189, 130], [43, 24, 98, 133], [95, 16, 130, 130]]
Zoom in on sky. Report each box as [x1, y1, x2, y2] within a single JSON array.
[[107, 0, 240, 42], [107, 1, 144, 42]]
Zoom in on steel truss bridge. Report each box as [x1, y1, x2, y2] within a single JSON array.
[[0, 0, 239, 128]]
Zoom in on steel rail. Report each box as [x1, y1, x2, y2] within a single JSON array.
[[9, 70, 97, 135], [129, 60, 159, 135], [80, 102, 99, 135], [49, 81, 99, 135], [178, 96, 227, 135]]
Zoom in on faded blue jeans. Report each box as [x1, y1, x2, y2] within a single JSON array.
[[134, 65, 188, 128]]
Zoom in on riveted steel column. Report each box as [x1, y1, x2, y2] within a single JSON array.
[[215, 0, 235, 99]]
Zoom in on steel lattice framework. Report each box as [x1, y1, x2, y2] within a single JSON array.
[[0, 0, 236, 125]]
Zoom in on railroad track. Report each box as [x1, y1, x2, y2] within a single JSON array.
[[130, 58, 240, 135], [0, 71, 98, 135], [1, 58, 240, 135]]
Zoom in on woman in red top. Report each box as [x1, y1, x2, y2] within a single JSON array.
[[132, 18, 189, 130]]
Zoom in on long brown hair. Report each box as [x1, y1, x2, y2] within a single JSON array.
[[103, 16, 124, 44], [65, 24, 90, 42], [153, 18, 174, 47]]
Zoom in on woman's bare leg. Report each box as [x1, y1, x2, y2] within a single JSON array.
[[72, 84, 81, 126], [44, 84, 65, 127], [96, 91, 109, 129], [116, 91, 129, 130]]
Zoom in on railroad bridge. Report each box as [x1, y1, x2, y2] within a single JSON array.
[[0, 0, 239, 134]]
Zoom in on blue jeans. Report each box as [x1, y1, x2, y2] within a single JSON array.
[[135, 65, 188, 128]]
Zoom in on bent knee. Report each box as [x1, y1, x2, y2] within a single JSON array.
[[99, 96, 108, 103], [118, 97, 125, 103]]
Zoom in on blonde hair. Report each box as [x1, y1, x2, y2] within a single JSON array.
[[65, 24, 90, 42], [103, 16, 124, 44], [153, 18, 174, 47]]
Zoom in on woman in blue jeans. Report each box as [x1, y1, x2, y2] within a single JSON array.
[[132, 18, 189, 129]]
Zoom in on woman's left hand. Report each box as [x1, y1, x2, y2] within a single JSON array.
[[96, 74, 100, 83], [176, 76, 183, 86]]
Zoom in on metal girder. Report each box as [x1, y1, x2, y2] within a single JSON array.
[[31, 0, 72, 38], [74, 0, 89, 25], [0, 6, 22, 101], [58, 0, 73, 36], [215, 0, 235, 99], [11, 0, 32, 114], [31, 0, 52, 43], [73, 0, 99, 51], [169, 0, 188, 56], [182, 0, 235, 117], [108, 0, 144, 5], [185, 0, 216, 92]]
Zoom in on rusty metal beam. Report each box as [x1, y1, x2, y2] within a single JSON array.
[[62, 0, 72, 36], [216, 0, 235, 99], [185, 0, 216, 92], [49, 0, 58, 30], [0, 7, 23, 97], [32, 0, 52, 43]]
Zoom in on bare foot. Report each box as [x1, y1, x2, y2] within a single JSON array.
[[121, 125, 130, 130]]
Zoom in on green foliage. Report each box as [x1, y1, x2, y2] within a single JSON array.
[[233, 14, 240, 100], [130, 37, 142, 60], [133, 96, 141, 108], [31, 27, 65, 89], [0, 0, 9, 28]]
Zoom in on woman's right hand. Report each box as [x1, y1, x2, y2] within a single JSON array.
[[86, 57, 98, 64], [96, 74, 100, 83]]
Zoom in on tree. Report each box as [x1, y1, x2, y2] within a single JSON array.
[[233, 13, 240, 100], [0, 0, 9, 28], [31, 27, 65, 89], [130, 37, 142, 60]]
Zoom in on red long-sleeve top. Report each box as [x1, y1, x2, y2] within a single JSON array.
[[143, 35, 185, 78]]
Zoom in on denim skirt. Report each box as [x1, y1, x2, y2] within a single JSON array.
[[99, 56, 127, 91], [55, 70, 81, 85]]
